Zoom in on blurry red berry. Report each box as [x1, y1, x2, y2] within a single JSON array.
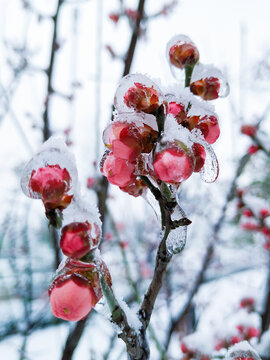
[[241, 125, 257, 137], [241, 222, 258, 231], [125, 8, 138, 21], [87, 177, 95, 189], [242, 209, 253, 217], [246, 327, 260, 338], [240, 297, 255, 309], [248, 145, 260, 155], [259, 208, 270, 218], [181, 342, 190, 354], [231, 336, 241, 344], [109, 13, 120, 24]]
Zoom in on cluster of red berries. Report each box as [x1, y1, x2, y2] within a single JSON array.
[[215, 297, 259, 352], [21, 138, 110, 321], [236, 189, 270, 249], [101, 35, 228, 194]]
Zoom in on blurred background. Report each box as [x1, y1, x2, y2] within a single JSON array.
[[1, 0, 270, 359]]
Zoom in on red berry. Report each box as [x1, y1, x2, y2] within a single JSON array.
[[109, 13, 120, 24], [240, 297, 255, 309], [169, 42, 199, 69], [29, 164, 73, 210], [231, 336, 241, 344], [190, 77, 220, 100], [123, 82, 160, 114], [248, 145, 260, 155], [259, 208, 270, 218], [181, 342, 190, 354], [168, 101, 187, 124], [153, 147, 194, 183], [242, 209, 253, 218], [241, 125, 257, 137]]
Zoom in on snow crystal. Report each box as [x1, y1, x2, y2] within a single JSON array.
[[114, 293, 142, 333], [62, 192, 101, 228], [162, 114, 193, 147]]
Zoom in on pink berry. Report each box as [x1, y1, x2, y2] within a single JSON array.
[[247, 327, 260, 338], [153, 147, 194, 183], [259, 208, 270, 218], [49, 276, 93, 321], [101, 153, 136, 187], [196, 115, 220, 144], [242, 209, 253, 217], [168, 101, 187, 124], [60, 222, 94, 259]]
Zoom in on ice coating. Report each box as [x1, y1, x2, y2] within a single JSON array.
[[191, 64, 230, 98], [21, 137, 79, 199], [142, 187, 161, 221], [113, 112, 159, 132], [63, 193, 102, 249], [226, 341, 261, 360], [166, 34, 199, 80], [166, 204, 187, 254], [166, 34, 195, 63], [114, 73, 164, 114], [190, 129, 219, 183]]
